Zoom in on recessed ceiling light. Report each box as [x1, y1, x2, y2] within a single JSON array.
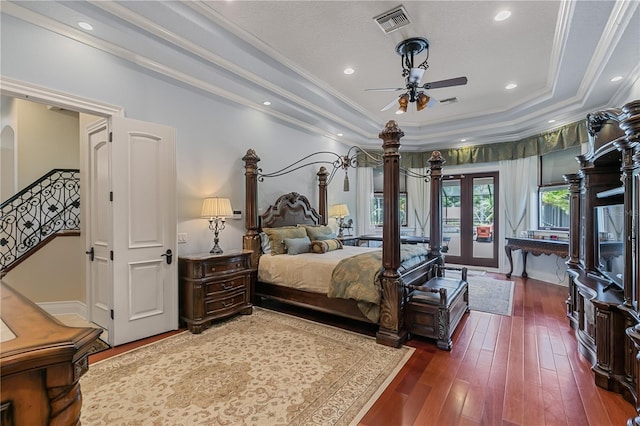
[[263, 101, 271, 106], [610, 76, 623, 82], [548, 119, 556, 123], [505, 83, 518, 90], [337, 133, 343, 137], [460, 138, 467, 142], [78, 22, 93, 31], [494, 10, 511, 21], [343, 68, 355, 75]]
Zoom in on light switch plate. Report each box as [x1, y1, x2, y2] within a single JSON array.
[[178, 233, 187, 244]]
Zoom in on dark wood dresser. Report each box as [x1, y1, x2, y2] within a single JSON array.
[[178, 250, 254, 333], [1, 282, 101, 425]]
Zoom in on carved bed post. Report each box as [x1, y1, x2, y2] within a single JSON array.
[[428, 151, 445, 261], [243, 149, 261, 267], [317, 166, 329, 225], [376, 120, 408, 348], [563, 173, 582, 268]]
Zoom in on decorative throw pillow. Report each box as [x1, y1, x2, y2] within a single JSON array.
[[310, 238, 343, 253], [284, 236, 311, 255], [263, 226, 307, 255], [300, 224, 335, 240], [259, 232, 271, 254]]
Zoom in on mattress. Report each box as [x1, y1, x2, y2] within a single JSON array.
[[257, 246, 378, 294]]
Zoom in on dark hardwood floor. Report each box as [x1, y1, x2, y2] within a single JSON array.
[[89, 273, 637, 425], [360, 273, 636, 426]]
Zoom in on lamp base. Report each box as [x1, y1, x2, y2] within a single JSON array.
[[210, 245, 223, 254]]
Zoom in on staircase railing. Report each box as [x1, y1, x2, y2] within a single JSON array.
[[0, 169, 80, 271]]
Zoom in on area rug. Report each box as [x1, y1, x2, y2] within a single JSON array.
[[445, 271, 515, 316], [80, 308, 414, 425]]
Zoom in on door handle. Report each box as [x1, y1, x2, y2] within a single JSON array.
[[85, 247, 94, 261], [161, 249, 173, 265]]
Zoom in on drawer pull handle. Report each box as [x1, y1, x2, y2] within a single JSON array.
[[222, 298, 234, 308], [221, 283, 233, 290]]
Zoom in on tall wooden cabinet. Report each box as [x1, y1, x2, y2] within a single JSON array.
[[564, 100, 640, 424]]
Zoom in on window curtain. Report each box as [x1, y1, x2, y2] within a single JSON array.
[[356, 167, 374, 236], [406, 168, 430, 236], [499, 156, 537, 237]]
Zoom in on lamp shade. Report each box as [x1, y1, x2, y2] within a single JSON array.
[[201, 197, 233, 219], [329, 204, 350, 218]]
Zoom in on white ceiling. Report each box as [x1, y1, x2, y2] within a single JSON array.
[[4, 1, 639, 150]]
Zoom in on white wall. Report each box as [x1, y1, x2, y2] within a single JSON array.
[[1, 14, 357, 257]]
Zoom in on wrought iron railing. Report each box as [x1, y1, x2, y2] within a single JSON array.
[[0, 169, 80, 271]]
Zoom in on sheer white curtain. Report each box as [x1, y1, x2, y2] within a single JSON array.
[[499, 156, 537, 237], [356, 167, 375, 235], [406, 168, 430, 236]]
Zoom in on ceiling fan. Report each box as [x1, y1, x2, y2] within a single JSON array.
[[366, 37, 468, 114]]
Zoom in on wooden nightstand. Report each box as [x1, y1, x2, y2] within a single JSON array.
[[178, 250, 254, 333]]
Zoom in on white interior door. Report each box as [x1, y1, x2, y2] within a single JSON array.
[[85, 116, 177, 346], [110, 116, 177, 346], [86, 120, 112, 332]]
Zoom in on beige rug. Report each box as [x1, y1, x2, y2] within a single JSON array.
[[81, 308, 414, 425], [444, 270, 515, 316]]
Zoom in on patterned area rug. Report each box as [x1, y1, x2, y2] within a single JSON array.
[[445, 271, 515, 316], [80, 308, 414, 425]]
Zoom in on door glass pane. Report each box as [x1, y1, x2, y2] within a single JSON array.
[[442, 179, 461, 256], [473, 177, 494, 259]]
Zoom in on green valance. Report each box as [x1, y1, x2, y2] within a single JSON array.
[[357, 120, 589, 167]]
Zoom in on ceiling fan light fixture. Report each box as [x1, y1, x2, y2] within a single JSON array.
[[417, 93, 430, 111], [396, 94, 409, 114]]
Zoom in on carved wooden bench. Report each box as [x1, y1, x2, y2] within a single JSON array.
[[404, 266, 470, 350]]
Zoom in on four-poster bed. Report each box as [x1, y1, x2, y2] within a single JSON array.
[[242, 120, 460, 347]]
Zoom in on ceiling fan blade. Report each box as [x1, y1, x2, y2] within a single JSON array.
[[422, 76, 468, 90], [365, 87, 405, 92], [381, 96, 400, 112], [408, 68, 425, 84]]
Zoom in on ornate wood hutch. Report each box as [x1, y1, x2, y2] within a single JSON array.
[[564, 100, 640, 424]]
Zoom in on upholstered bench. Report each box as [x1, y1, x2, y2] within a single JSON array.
[[404, 267, 470, 350]]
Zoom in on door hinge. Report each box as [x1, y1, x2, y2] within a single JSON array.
[[109, 131, 113, 142], [110, 250, 114, 261], [109, 191, 113, 201], [110, 309, 114, 320]]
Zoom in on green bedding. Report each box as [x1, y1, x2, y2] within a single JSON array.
[[328, 245, 430, 322]]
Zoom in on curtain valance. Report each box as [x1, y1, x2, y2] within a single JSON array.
[[357, 120, 588, 167]]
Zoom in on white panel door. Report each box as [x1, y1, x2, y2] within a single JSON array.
[[87, 120, 112, 332], [111, 116, 177, 346]]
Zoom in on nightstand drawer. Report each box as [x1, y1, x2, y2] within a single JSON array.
[[204, 291, 247, 315], [205, 276, 246, 296], [202, 255, 247, 277]]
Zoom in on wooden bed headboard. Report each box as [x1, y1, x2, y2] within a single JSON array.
[[260, 192, 322, 228]]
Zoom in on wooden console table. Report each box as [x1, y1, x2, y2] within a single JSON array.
[[505, 237, 569, 278], [1, 282, 101, 425]]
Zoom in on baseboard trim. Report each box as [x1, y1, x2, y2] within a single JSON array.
[[38, 300, 87, 319]]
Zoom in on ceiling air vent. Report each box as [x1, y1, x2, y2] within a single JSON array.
[[440, 97, 459, 105], [373, 6, 411, 34]]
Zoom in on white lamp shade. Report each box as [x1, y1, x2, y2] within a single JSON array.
[[329, 204, 350, 217], [201, 197, 233, 219]]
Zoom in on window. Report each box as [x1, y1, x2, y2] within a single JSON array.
[[370, 167, 408, 227], [538, 147, 580, 229]]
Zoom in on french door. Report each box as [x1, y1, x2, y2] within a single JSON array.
[[442, 172, 499, 268]]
